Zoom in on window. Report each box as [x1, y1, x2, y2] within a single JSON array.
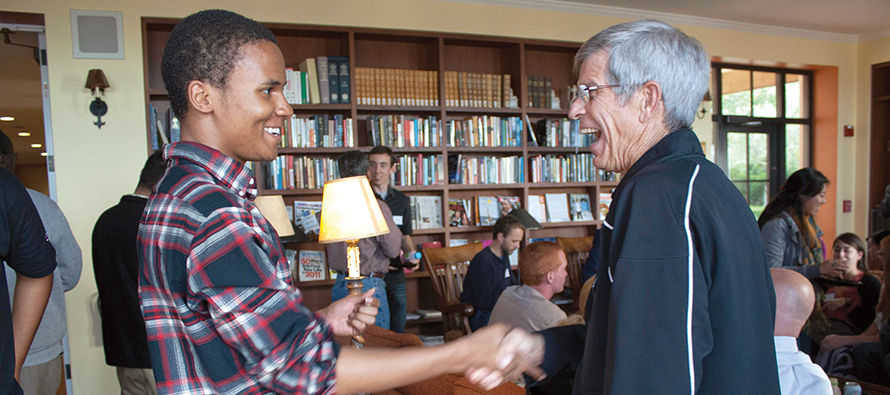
[[713, 65, 813, 217]]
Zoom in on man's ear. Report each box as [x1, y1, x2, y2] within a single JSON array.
[[637, 81, 663, 123], [187, 80, 214, 115], [545, 271, 554, 284]]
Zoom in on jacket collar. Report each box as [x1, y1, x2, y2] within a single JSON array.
[[621, 128, 703, 182]]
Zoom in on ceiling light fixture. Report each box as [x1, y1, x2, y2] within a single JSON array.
[[17, 132, 31, 137], [0, 117, 14, 122], [40, 152, 48, 157], [31, 143, 42, 148]]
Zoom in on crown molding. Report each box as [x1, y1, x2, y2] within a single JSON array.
[[858, 29, 890, 43], [438, 0, 862, 43]]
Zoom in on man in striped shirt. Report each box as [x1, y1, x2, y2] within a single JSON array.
[[139, 9, 544, 395]]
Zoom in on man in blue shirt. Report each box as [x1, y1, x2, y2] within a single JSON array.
[[460, 215, 525, 331]]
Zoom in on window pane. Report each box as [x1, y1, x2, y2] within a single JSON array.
[[734, 181, 749, 203], [785, 124, 807, 178], [727, 132, 748, 181], [748, 133, 768, 180], [752, 72, 778, 117], [749, 181, 768, 208], [785, 74, 809, 119], [721, 69, 751, 116]]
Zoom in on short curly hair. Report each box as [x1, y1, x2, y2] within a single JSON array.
[[161, 9, 277, 121]]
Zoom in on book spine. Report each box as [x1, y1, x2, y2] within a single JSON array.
[[328, 58, 340, 104], [339, 58, 350, 104], [317, 57, 330, 104]]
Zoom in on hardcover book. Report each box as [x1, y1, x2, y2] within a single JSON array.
[[598, 191, 613, 220], [527, 195, 547, 223]]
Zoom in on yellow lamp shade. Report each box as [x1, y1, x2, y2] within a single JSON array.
[[254, 195, 295, 237], [318, 175, 389, 243]]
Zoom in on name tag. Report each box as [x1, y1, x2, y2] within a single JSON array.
[[393, 215, 404, 226], [505, 268, 511, 278]]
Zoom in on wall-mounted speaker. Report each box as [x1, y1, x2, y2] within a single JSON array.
[[70, 10, 124, 59]]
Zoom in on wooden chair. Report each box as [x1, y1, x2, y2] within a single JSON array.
[[556, 236, 595, 311], [423, 242, 484, 341]]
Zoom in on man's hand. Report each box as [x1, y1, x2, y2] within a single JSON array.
[[458, 324, 545, 390], [318, 288, 379, 337]]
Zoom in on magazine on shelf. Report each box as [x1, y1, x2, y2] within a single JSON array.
[[411, 196, 442, 229], [599, 191, 613, 220], [293, 201, 322, 236], [569, 193, 595, 221], [476, 196, 500, 226], [496, 196, 521, 217], [544, 193, 571, 222], [527, 195, 548, 223], [448, 199, 472, 227], [297, 250, 326, 282]]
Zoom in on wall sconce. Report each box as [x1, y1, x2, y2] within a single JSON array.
[[85, 69, 109, 128], [697, 90, 713, 120]]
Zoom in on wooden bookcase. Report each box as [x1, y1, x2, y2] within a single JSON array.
[[141, 18, 616, 334]]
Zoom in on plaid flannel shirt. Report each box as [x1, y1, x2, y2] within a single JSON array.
[[138, 142, 338, 395]]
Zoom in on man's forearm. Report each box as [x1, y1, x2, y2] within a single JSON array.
[[335, 340, 468, 394], [400, 235, 415, 255], [12, 272, 53, 378]]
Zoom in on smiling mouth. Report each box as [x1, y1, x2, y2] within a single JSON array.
[[264, 127, 281, 137], [581, 128, 601, 142]]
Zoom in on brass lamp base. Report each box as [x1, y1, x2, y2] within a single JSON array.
[[346, 275, 365, 346]]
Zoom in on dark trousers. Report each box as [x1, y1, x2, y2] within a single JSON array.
[[852, 342, 890, 386], [384, 270, 408, 333]]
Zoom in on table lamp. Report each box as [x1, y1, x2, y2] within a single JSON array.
[[254, 195, 296, 237], [318, 175, 389, 343]]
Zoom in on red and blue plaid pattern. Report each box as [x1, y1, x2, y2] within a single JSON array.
[[138, 142, 338, 394]]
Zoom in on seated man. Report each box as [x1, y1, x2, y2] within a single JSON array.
[[489, 241, 568, 333], [461, 215, 525, 331], [772, 268, 832, 395]]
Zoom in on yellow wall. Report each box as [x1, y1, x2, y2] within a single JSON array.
[[0, 0, 883, 392]]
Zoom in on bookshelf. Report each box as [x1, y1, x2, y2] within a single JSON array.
[[141, 18, 615, 333]]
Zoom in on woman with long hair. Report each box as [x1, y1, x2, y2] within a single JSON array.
[[759, 167, 837, 279]]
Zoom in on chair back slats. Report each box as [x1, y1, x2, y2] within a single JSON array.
[[556, 236, 594, 298], [422, 242, 484, 340]]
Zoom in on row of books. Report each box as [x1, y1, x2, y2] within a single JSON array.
[[527, 75, 556, 109], [149, 104, 180, 150], [355, 67, 439, 107], [446, 116, 522, 147], [410, 195, 443, 229], [263, 156, 338, 190], [390, 154, 447, 186], [285, 57, 350, 105], [529, 154, 597, 183], [447, 154, 524, 185], [280, 114, 355, 148], [366, 115, 440, 148], [444, 71, 513, 108], [530, 118, 592, 148]]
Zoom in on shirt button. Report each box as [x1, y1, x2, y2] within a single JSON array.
[[239, 191, 245, 197], [249, 179, 255, 185]]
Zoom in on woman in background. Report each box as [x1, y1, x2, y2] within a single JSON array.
[[759, 167, 837, 279]]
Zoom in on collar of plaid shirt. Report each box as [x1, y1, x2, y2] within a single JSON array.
[[163, 141, 258, 201]]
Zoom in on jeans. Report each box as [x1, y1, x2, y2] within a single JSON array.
[[384, 270, 408, 333], [332, 275, 389, 330]]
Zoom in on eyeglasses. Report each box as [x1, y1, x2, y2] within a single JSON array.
[[574, 84, 621, 104]]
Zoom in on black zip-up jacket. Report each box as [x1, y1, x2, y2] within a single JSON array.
[[574, 129, 780, 394]]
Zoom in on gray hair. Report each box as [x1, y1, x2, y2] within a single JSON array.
[[574, 20, 710, 131]]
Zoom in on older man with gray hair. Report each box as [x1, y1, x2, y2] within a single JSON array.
[[569, 20, 780, 393]]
